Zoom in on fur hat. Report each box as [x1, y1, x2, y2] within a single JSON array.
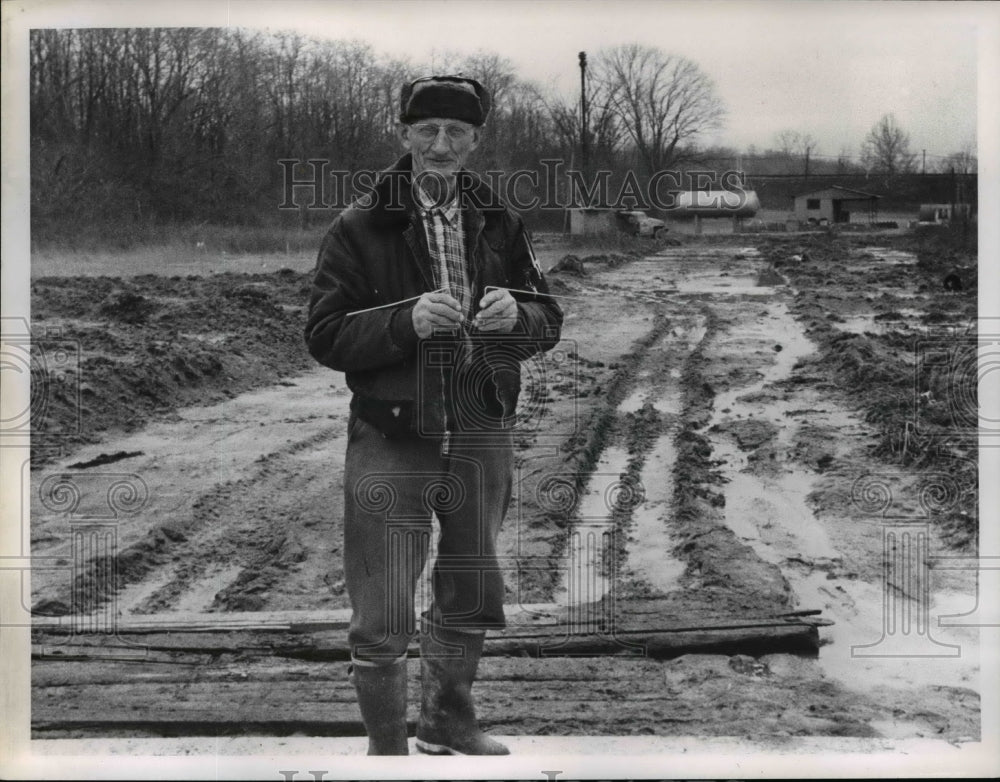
[[399, 76, 491, 126]]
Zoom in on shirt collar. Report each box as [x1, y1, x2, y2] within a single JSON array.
[[413, 181, 461, 227]]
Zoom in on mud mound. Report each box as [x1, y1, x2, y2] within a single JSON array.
[[223, 282, 282, 314], [211, 533, 308, 612], [756, 266, 787, 286], [97, 289, 157, 323], [581, 252, 639, 268], [31, 269, 316, 468], [713, 418, 777, 451], [547, 276, 574, 294], [823, 333, 904, 388], [549, 254, 588, 275]]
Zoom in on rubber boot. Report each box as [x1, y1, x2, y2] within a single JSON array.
[[415, 624, 510, 755], [350, 659, 409, 755]]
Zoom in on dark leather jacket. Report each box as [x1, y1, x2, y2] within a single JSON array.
[[305, 154, 563, 438]]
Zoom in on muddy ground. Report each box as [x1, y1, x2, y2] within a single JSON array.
[[28, 224, 981, 742]]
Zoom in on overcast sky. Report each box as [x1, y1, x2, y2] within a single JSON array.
[[15, 1, 994, 164]]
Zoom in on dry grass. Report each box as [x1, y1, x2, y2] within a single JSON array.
[[32, 219, 330, 255], [31, 222, 330, 278]]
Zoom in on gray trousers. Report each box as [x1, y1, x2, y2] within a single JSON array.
[[343, 415, 514, 664]]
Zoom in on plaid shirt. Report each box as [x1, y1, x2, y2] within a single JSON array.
[[413, 183, 473, 325]]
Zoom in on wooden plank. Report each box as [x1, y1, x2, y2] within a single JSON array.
[[31, 603, 568, 635], [31, 657, 699, 735], [36, 655, 846, 738], [32, 603, 826, 635], [484, 623, 818, 659], [31, 654, 676, 688], [32, 620, 819, 660]]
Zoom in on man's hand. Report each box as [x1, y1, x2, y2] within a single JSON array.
[[412, 291, 463, 338], [474, 288, 518, 333]]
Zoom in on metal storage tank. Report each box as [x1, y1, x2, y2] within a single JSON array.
[[671, 190, 761, 218]]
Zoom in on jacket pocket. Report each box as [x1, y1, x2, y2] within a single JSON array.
[[351, 394, 415, 438]]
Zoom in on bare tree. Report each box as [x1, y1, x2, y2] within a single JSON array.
[[543, 76, 624, 165], [774, 130, 799, 159], [861, 113, 916, 177], [937, 141, 977, 175], [28, 31, 575, 233], [593, 44, 724, 174], [773, 130, 818, 175]]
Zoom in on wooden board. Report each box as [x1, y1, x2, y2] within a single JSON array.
[[31, 602, 829, 737], [29, 656, 776, 737], [33, 618, 821, 661]]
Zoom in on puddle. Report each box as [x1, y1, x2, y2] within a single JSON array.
[[618, 387, 648, 414], [651, 390, 682, 415], [618, 385, 682, 416], [717, 466, 839, 565], [835, 314, 889, 336], [179, 332, 234, 345], [705, 297, 979, 699], [674, 322, 708, 350], [865, 291, 924, 301], [115, 565, 181, 615], [554, 446, 631, 607], [832, 310, 966, 336], [619, 321, 701, 414], [673, 275, 775, 296], [794, 570, 979, 692], [714, 303, 814, 412], [854, 247, 917, 266], [575, 445, 631, 521], [628, 435, 686, 594], [172, 564, 247, 612]]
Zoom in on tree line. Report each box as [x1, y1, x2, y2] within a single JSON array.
[[27, 28, 731, 237], [29, 28, 973, 242]]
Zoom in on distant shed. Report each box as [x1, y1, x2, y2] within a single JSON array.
[[793, 186, 880, 225]]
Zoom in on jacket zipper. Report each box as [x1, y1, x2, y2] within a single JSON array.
[[403, 220, 450, 453], [442, 213, 487, 456]]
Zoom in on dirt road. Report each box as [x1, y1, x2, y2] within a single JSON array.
[[29, 232, 980, 741]]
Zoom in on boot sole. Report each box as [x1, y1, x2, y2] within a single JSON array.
[[415, 737, 510, 756], [415, 738, 462, 755]]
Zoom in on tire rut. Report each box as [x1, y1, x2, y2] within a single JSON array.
[[113, 425, 344, 615]]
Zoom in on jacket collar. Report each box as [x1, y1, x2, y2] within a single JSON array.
[[360, 153, 505, 228]]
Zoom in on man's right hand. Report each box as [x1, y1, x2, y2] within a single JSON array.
[[412, 291, 463, 338]]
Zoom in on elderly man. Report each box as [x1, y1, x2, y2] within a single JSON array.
[[305, 76, 563, 755]]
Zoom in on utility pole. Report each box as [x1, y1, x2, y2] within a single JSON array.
[[922, 149, 926, 175], [579, 51, 589, 179]]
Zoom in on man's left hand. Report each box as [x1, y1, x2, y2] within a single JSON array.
[[473, 289, 518, 333]]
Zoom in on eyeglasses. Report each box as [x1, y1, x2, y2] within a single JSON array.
[[410, 123, 474, 143]]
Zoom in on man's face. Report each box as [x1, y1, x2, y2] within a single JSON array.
[[399, 117, 480, 183]]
